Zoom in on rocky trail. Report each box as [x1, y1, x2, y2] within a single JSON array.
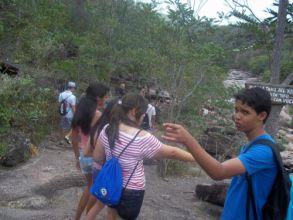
[[0, 134, 221, 220]]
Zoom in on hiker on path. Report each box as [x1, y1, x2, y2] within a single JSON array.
[[86, 98, 119, 220], [90, 93, 195, 220], [162, 87, 278, 220], [71, 82, 109, 220], [58, 81, 77, 144], [115, 83, 126, 98], [141, 101, 156, 131]]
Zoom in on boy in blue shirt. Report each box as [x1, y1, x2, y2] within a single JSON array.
[[163, 87, 278, 220]]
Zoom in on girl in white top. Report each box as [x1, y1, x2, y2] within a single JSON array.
[[90, 93, 195, 220]]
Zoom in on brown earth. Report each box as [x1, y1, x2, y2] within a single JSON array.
[[0, 133, 223, 220]]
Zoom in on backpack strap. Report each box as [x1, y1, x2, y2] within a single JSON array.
[[61, 94, 72, 102], [124, 161, 140, 189], [246, 174, 258, 220], [244, 139, 279, 220], [117, 129, 142, 158], [244, 139, 283, 170], [116, 129, 142, 189]]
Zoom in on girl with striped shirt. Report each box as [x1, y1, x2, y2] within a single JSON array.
[[90, 93, 195, 220]]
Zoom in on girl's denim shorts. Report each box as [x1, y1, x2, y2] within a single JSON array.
[[79, 151, 93, 175]]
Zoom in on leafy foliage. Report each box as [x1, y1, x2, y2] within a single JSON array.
[[0, 75, 57, 142], [0, 0, 258, 146]]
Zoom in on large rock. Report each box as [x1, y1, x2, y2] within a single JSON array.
[[281, 150, 293, 172], [0, 132, 30, 167], [195, 183, 229, 206], [199, 130, 245, 160], [279, 106, 292, 127]]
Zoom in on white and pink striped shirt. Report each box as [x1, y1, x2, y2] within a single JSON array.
[[99, 125, 162, 190]]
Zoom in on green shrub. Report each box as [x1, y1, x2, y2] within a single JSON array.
[[0, 141, 7, 159], [165, 160, 190, 177], [0, 75, 57, 143], [248, 55, 269, 76]]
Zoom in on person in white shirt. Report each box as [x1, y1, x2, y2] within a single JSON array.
[[146, 103, 156, 130], [58, 81, 77, 144]]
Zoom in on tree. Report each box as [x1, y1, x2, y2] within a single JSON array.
[[266, 0, 289, 136], [226, 0, 291, 137]]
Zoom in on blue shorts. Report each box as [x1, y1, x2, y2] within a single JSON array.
[[79, 151, 93, 175], [60, 116, 72, 130]]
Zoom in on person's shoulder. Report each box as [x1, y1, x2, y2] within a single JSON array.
[[138, 129, 149, 137], [59, 90, 66, 95], [100, 124, 109, 137], [245, 135, 275, 158]]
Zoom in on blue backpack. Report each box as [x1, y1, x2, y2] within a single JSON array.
[[90, 130, 141, 206]]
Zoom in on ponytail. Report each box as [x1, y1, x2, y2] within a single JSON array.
[[106, 93, 148, 149]]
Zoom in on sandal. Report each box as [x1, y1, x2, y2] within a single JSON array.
[[64, 137, 71, 144]]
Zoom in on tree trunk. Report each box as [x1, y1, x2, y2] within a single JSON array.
[[266, 0, 288, 137]]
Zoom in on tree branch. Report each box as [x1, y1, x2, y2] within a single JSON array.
[[281, 72, 293, 85], [227, 0, 262, 23], [180, 73, 203, 103]]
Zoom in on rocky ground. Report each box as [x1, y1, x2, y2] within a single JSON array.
[[0, 134, 222, 220]]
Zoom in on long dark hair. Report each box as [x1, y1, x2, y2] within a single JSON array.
[[107, 93, 148, 149], [72, 82, 109, 135], [90, 98, 119, 149]]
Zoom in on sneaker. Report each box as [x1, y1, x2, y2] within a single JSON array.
[[64, 137, 71, 144]]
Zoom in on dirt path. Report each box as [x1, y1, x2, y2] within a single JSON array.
[[0, 134, 222, 220]]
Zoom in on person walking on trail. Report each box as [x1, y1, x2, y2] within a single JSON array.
[[86, 98, 119, 220], [116, 83, 126, 98], [58, 81, 77, 144], [71, 82, 109, 220], [141, 102, 156, 131], [147, 100, 156, 129], [90, 93, 195, 220], [162, 87, 278, 220]]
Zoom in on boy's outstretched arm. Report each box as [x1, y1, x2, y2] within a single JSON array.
[[162, 123, 246, 180]]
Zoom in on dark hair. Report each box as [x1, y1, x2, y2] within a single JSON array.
[[234, 87, 272, 123], [107, 93, 148, 149], [72, 82, 109, 134], [90, 98, 119, 149]]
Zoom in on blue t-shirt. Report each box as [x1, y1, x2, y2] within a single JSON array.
[[221, 134, 278, 220]]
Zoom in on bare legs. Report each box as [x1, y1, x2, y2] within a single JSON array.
[[74, 174, 95, 220], [86, 199, 105, 220], [107, 208, 118, 220]]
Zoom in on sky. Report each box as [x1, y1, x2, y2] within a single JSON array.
[[139, 0, 284, 23]]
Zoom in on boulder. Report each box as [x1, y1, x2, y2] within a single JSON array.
[[279, 106, 292, 127], [195, 183, 229, 206], [281, 150, 293, 172], [199, 131, 244, 159], [0, 132, 30, 167]]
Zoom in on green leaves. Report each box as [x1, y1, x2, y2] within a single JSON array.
[[0, 76, 56, 139]]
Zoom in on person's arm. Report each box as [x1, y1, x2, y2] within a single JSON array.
[[151, 115, 156, 129], [83, 111, 102, 156], [71, 127, 80, 170], [93, 138, 106, 165], [162, 123, 246, 180], [152, 144, 195, 162], [71, 95, 77, 113], [72, 104, 76, 113]]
